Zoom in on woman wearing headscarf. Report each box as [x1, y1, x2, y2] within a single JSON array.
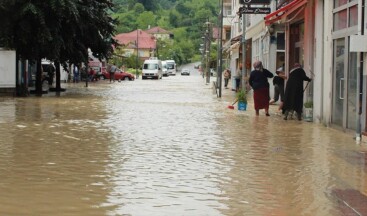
[[249, 60, 274, 116], [282, 63, 312, 120]]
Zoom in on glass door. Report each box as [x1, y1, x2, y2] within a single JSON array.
[[332, 38, 358, 130], [332, 38, 345, 127]]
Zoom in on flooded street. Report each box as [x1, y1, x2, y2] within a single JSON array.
[[0, 65, 366, 216]]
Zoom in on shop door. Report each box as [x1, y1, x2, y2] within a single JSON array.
[[332, 38, 358, 130]]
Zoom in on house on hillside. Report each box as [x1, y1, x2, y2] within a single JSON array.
[[145, 26, 173, 40], [114, 29, 156, 61]]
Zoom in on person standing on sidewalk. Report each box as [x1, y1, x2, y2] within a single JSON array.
[[249, 60, 274, 116], [282, 63, 312, 120], [73, 65, 79, 83], [269, 66, 287, 112], [223, 69, 231, 89], [235, 67, 241, 92], [109, 64, 117, 83]]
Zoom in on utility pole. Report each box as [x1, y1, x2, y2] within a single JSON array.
[[241, 13, 247, 92], [136, 29, 139, 79], [205, 20, 211, 85], [217, 0, 224, 97], [200, 43, 205, 79]]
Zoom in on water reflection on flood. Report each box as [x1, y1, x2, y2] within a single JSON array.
[[0, 71, 366, 215]]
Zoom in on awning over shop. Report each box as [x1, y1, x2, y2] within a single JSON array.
[[230, 41, 241, 50], [264, 0, 307, 26], [223, 35, 241, 53], [230, 35, 241, 44]]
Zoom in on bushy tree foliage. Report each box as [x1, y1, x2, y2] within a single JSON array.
[[0, 0, 117, 95], [137, 11, 156, 29], [111, 0, 220, 65]]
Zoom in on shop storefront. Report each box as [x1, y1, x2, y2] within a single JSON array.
[[331, 0, 359, 130], [264, 0, 314, 108]]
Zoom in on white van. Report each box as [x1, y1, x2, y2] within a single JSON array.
[[166, 60, 176, 76], [142, 59, 163, 80], [41, 59, 69, 83], [162, 61, 168, 77]]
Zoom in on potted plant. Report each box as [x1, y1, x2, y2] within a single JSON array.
[[303, 101, 313, 121], [237, 89, 247, 111]]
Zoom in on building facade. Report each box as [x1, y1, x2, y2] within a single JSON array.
[[227, 0, 367, 138]]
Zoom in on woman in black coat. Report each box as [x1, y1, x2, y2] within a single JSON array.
[[249, 61, 274, 116], [282, 63, 311, 120]]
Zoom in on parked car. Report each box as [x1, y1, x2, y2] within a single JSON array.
[[181, 69, 190, 76], [101, 68, 135, 81]]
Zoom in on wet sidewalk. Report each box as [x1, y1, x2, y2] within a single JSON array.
[[218, 80, 367, 216]]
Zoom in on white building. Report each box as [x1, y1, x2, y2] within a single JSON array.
[[226, 0, 367, 139]]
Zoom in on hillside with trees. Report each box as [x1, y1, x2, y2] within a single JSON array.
[[112, 0, 220, 65]]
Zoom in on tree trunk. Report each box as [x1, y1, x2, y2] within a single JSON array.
[[55, 61, 61, 91], [35, 59, 43, 96]]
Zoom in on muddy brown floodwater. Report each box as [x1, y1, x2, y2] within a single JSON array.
[[0, 66, 366, 215]]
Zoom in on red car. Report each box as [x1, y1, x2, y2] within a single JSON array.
[[101, 68, 135, 81]]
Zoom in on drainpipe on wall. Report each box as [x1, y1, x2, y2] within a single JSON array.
[[356, 0, 365, 141]]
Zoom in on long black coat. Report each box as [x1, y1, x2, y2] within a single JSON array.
[[282, 68, 311, 114]]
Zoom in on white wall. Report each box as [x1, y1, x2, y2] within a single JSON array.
[[322, 0, 334, 126], [313, 0, 324, 123], [0, 49, 16, 88]]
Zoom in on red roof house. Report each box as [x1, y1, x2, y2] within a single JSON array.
[[114, 29, 156, 59], [145, 26, 173, 40]]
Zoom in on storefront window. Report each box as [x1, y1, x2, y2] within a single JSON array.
[[333, 9, 348, 31], [226, 29, 231, 41], [277, 32, 285, 50], [349, 5, 358, 27]]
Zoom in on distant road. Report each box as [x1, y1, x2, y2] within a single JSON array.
[[177, 61, 201, 76]]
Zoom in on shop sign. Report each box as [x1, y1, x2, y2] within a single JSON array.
[[240, 7, 271, 14], [239, 0, 271, 4]]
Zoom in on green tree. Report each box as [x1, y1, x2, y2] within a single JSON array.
[[0, 0, 117, 95], [137, 0, 159, 11], [137, 11, 156, 29], [175, 1, 190, 15], [114, 12, 136, 33], [168, 10, 180, 28], [133, 3, 145, 14]]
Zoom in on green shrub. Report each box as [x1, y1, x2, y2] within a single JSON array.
[[236, 89, 247, 103]]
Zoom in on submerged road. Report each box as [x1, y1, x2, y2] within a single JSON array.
[[0, 63, 366, 215]]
